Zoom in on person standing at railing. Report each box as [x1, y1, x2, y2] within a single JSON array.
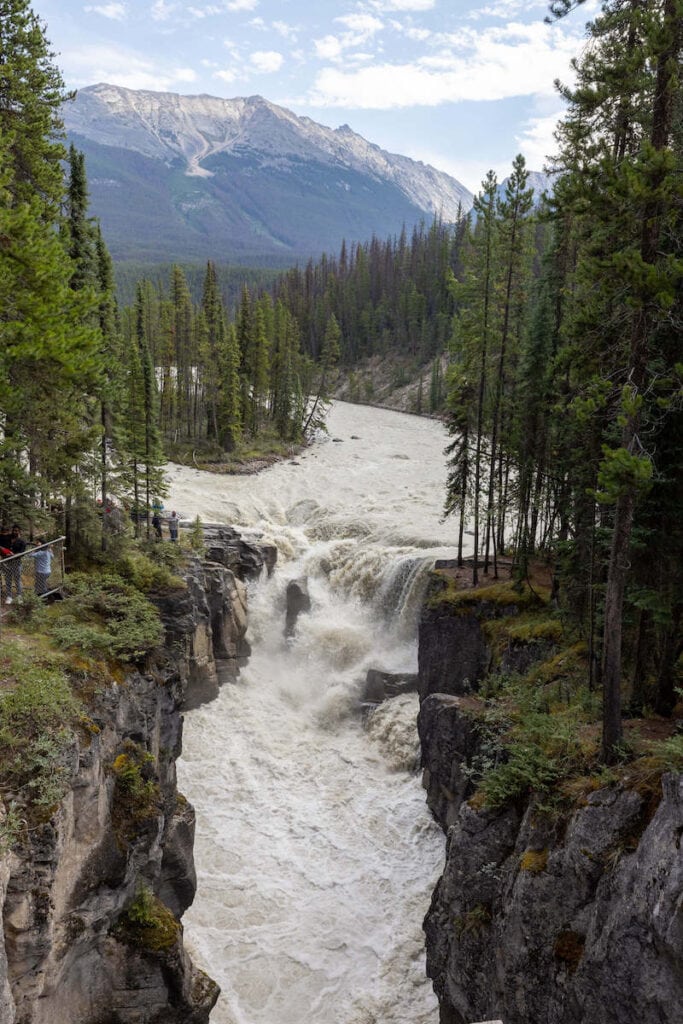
[[7, 525, 26, 602], [0, 524, 12, 601], [0, 523, 12, 604], [29, 538, 54, 595]]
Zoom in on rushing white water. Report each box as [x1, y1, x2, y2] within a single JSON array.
[[172, 402, 465, 1024]]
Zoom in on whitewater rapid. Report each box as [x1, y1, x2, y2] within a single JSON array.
[[172, 402, 465, 1024]]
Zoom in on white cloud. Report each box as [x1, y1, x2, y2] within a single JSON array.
[[404, 26, 432, 41], [61, 43, 200, 92], [84, 3, 126, 19], [226, 0, 258, 10], [272, 20, 298, 40], [515, 110, 562, 170], [314, 35, 343, 61], [214, 68, 237, 83], [313, 13, 384, 64], [368, 0, 435, 10], [188, 5, 225, 18], [250, 50, 284, 73], [150, 0, 175, 21], [335, 14, 384, 34], [174, 67, 197, 82], [471, 0, 546, 19], [306, 21, 582, 108]]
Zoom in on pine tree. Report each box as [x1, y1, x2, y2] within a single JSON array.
[[0, 0, 70, 213], [550, 0, 683, 759]]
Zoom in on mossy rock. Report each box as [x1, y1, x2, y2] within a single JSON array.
[[428, 574, 548, 615], [114, 887, 180, 953], [109, 740, 161, 844]]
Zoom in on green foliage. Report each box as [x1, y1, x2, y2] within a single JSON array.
[[110, 740, 161, 842], [428, 575, 546, 613], [0, 643, 80, 819], [188, 516, 205, 555], [2, 589, 49, 631], [115, 550, 185, 593], [478, 737, 563, 810], [114, 885, 179, 952], [49, 572, 163, 662], [0, 803, 22, 853]]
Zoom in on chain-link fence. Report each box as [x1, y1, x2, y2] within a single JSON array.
[[0, 537, 66, 614]]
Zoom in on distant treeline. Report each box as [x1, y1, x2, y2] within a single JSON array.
[[113, 261, 285, 310]]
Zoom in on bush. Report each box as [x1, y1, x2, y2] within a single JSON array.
[[0, 644, 81, 820], [2, 590, 49, 631], [110, 740, 161, 843], [114, 885, 179, 952], [115, 550, 184, 593], [49, 572, 163, 663]]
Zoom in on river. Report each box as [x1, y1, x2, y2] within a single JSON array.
[[170, 402, 463, 1024]]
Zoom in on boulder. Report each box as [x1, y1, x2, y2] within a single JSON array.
[[362, 669, 418, 703], [285, 577, 311, 636]]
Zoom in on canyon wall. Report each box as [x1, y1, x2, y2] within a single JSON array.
[[0, 530, 271, 1024], [418, 573, 683, 1024]]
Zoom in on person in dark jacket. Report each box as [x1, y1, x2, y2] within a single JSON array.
[[7, 525, 26, 602], [152, 513, 163, 540]]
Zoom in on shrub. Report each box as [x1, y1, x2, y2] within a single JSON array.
[[110, 740, 161, 843], [478, 741, 562, 809], [49, 572, 163, 663], [115, 550, 184, 593], [114, 885, 179, 952], [0, 644, 81, 820], [188, 515, 205, 555], [3, 590, 49, 631]]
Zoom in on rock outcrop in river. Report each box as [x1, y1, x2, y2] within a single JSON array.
[[0, 533, 270, 1024], [417, 573, 683, 1024]]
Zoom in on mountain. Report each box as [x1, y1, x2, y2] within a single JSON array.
[[64, 84, 474, 264]]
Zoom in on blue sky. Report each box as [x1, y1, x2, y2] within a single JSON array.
[[33, 0, 598, 192]]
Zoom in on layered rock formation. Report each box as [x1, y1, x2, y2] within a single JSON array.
[[417, 573, 683, 1024], [0, 532, 270, 1024]]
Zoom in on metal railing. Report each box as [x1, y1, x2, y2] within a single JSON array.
[[0, 537, 66, 616]]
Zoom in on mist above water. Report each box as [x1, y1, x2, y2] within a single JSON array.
[[173, 403, 464, 1024]]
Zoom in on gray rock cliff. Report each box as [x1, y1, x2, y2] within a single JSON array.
[[0, 533, 268, 1023], [418, 577, 683, 1024], [424, 770, 683, 1024]]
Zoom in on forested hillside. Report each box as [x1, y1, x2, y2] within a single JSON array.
[[1, 0, 681, 767]]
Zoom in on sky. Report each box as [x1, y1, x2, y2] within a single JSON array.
[[32, 0, 600, 193]]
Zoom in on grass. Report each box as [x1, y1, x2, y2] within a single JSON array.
[[0, 641, 82, 826], [428, 574, 549, 614]]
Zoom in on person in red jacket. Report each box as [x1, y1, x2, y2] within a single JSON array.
[[0, 523, 13, 603]]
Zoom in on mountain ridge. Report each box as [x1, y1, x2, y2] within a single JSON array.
[[65, 84, 473, 218], [64, 84, 474, 263]]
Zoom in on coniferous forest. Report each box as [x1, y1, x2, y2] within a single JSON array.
[[1, 0, 681, 766], [0, 1, 682, 1021]]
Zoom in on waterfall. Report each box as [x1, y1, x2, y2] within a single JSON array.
[[173, 402, 462, 1024]]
